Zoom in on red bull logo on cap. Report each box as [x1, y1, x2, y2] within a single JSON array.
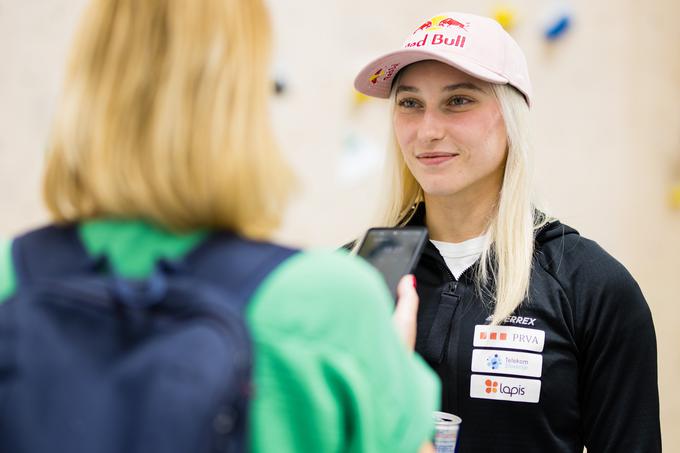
[[405, 16, 470, 50], [368, 63, 400, 85], [413, 15, 469, 34], [369, 68, 385, 85]]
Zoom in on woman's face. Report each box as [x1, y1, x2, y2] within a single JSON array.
[[393, 60, 508, 202]]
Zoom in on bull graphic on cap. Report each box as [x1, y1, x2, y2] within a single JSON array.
[[369, 68, 385, 85], [413, 20, 432, 34], [439, 18, 467, 30], [413, 16, 468, 34]]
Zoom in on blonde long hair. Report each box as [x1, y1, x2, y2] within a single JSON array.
[[380, 82, 550, 325], [43, 0, 294, 239]]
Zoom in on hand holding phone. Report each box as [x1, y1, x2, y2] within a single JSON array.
[[392, 274, 419, 350], [355, 227, 428, 300]]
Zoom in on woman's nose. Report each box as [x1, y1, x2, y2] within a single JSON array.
[[416, 109, 446, 144]]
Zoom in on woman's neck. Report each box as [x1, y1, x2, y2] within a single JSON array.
[[424, 192, 497, 243]]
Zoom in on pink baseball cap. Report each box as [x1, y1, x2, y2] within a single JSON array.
[[354, 12, 532, 105]]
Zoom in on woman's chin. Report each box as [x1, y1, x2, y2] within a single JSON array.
[[420, 183, 462, 198]]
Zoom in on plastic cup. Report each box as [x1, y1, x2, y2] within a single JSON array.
[[433, 411, 462, 453]]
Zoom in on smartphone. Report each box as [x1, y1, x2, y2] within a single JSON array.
[[355, 227, 428, 300]]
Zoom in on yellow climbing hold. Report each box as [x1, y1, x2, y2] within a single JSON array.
[[493, 6, 516, 31]]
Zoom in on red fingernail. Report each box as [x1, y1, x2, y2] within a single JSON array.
[[411, 276, 417, 288]]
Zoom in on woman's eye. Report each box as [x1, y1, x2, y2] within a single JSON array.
[[397, 98, 421, 109], [448, 96, 472, 106]]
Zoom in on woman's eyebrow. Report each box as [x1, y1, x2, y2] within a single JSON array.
[[443, 82, 483, 92], [395, 85, 419, 95], [395, 82, 484, 95]]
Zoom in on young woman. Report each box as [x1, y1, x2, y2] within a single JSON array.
[[0, 1, 439, 452], [354, 11, 661, 452]]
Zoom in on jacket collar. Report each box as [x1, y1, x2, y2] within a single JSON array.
[[402, 202, 427, 227], [402, 203, 451, 265]]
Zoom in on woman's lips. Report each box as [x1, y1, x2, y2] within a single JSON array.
[[416, 152, 458, 166]]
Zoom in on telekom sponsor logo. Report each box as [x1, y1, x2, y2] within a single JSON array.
[[471, 349, 543, 378], [473, 325, 545, 352]]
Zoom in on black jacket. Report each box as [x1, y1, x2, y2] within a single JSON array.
[[404, 204, 661, 452]]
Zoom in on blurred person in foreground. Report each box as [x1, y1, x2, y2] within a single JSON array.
[[0, 0, 439, 452]]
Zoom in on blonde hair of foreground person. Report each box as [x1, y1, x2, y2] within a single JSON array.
[[380, 82, 551, 325], [43, 0, 294, 239], [35, 3, 435, 451]]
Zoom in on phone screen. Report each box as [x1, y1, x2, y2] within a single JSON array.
[[355, 227, 428, 300]]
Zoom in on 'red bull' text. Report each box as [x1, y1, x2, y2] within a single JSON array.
[[405, 33, 467, 49]]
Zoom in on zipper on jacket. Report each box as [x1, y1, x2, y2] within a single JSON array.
[[438, 280, 459, 361], [437, 259, 457, 285], [432, 259, 465, 414], [438, 254, 478, 286], [446, 280, 458, 295], [422, 279, 460, 364]]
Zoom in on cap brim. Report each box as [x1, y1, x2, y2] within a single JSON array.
[[354, 48, 508, 98]]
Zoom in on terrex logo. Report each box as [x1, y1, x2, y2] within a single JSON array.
[[413, 16, 469, 34]]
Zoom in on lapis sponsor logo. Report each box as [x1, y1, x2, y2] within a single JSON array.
[[484, 379, 526, 397], [470, 374, 541, 403]]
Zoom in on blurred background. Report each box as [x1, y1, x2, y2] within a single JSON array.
[[1, 0, 678, 449]]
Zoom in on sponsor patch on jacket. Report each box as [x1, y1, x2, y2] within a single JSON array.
[[474, 325, 545, 352], [470, 374, 541, 403], [471, 349, 543, 377]]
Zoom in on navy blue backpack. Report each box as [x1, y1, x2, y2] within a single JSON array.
[[0, 225, 296, 453]]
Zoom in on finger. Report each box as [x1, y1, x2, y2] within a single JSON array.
[[393, 274, 419, 350], [395, 274, 418, 319]]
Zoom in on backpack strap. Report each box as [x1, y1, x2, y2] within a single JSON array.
[[180, 232, 298, 304], [12, 225, 298, 306], [11, 224, 95, 288]]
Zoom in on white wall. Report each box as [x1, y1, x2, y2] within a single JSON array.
[[1, 0, 679, 449], [0, 0, 89, 233]]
